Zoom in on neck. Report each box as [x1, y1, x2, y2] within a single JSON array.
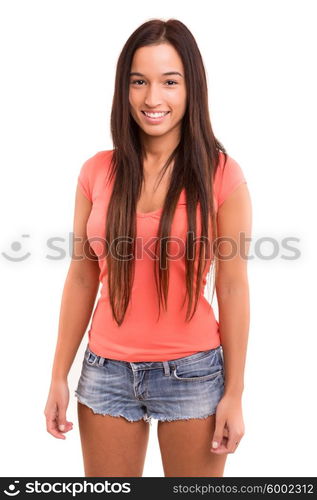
[[139, 127, 181, 168]]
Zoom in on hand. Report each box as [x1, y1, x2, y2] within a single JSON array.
[[44, 379, 74, 440], [210, 394, 245, 454]]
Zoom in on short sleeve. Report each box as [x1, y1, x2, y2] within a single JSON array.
[[217, 155, 247, 208], [77, 159, 92, 201]]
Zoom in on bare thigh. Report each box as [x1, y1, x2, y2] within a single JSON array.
[[157, 414, 228, 477], [77, 401, 150, 477]]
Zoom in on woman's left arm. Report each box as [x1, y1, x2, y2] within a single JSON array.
[[210, 181, 252, 454]]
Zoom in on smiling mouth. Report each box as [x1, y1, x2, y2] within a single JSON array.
[[141, 111, 170, 116]]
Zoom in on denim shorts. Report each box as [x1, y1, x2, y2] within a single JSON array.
[[74, 343, 225, 425]]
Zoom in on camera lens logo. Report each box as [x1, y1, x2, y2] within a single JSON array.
[[1, 235, 31, 262], [3, 481, 20, 496]]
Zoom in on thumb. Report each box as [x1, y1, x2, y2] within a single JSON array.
[[211, 419, 225, 449], [57, 407, 67, 432]]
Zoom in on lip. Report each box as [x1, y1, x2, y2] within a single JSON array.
[[141, 111, 170, 124]]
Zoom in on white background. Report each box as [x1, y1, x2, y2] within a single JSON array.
[[1, 0, 316, 477]]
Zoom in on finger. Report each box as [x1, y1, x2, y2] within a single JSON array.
[[57, 405, 68, 432], [210, 436, 229, 454], [57, 407, 73, 433], [227, 434, 240, 453], [63, 422, 74, 433], [211, 418, 226, 451], [46, 414, 66, 440], [58, 420, 74, 433]]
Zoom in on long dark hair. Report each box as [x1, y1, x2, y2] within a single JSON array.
[[106, 18, 227, 326]]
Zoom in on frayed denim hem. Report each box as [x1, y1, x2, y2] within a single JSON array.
[[75, 391, 152, 425], [152, 410, 217, 422]]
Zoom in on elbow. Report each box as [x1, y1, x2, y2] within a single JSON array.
[[216, 276, 249, 300]]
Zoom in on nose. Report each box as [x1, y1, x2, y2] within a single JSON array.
[[144, 83, 163, 108]]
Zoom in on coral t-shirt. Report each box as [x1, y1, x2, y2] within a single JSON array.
[[77, 149, 247, 361]]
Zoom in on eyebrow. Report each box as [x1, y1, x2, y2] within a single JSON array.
[[129, 71, 184, 78]]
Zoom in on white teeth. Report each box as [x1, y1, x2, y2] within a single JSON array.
[[143, 111, 169, 118]]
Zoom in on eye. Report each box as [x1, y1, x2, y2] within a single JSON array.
[[130, 80, 178, 86], [130, 79, 145, 85]]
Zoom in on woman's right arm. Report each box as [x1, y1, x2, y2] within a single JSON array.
[[44, 184, 100, 439]]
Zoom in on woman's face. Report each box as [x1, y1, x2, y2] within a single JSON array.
[[129, 43, 187, 138]]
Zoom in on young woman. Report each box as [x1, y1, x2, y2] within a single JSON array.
[[44, 18, 252, 477]]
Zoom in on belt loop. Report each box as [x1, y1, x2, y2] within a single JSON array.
[[98, 356, 105, 366], [163, 360, 170, 376]]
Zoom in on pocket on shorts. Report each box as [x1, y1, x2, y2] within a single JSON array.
[[171, 349, 223, 382]]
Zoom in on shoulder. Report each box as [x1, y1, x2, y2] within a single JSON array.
[[213, 151, 247, 210], [77, 149, 114, 200], [80, 149, 114, 178]]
